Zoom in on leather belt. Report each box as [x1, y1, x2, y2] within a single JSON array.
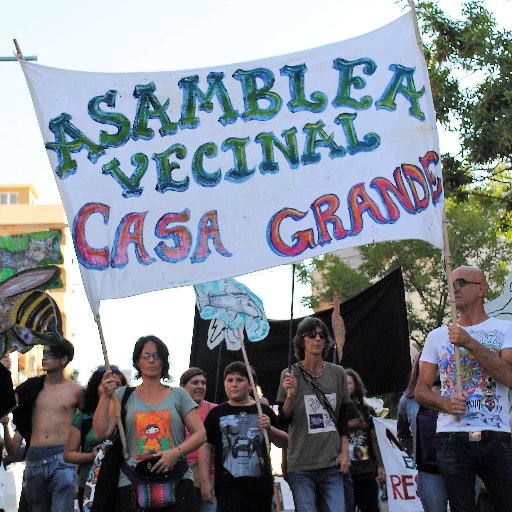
[[437, 431, 512, 442]]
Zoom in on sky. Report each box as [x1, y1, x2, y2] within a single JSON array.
[[1, 0, 511, 385]]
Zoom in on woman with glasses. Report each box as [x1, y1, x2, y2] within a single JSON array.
[[93, 335, 206, 511], [276, 316, 351, 512], [64, 365, 127, 511]]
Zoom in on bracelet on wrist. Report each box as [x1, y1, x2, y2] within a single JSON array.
[[176, 444, 185, 460]]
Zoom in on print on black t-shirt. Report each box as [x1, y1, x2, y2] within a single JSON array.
[[221, 411, 263, 477]]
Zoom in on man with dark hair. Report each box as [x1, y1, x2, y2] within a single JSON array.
[[416, 266, 512, 512], [3, 339, 84, 511], [276, 316, 350, 512]]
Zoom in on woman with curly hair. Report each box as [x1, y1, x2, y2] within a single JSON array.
[[64, 365, 127, 510]]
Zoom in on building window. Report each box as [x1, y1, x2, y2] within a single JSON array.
[[0, 192, 19, 204]]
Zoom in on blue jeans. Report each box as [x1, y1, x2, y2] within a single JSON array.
[[287, 466, 345, 512], [24, 445, 76, 512], [417, 471, 448, 512], [436, 433, 512, 512]]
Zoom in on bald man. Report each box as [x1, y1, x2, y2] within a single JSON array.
[[415, 266, 512, 512]]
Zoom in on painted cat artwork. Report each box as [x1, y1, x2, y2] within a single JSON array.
[[0, 231, 63, 282]]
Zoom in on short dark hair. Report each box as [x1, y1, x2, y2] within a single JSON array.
[[50, 337, 75, 363], [223, 361, 251, 380], [132, 335, 171, 381], [293, 316, 333, 360], [82, 367, 127, 413], [180, 367, 206, 387]]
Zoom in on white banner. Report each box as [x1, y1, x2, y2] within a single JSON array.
[[21, 12, 443, 314], [374, 417, 422, 512]]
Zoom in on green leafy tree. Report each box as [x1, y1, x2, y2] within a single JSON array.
[[412, 0, 512, 208]]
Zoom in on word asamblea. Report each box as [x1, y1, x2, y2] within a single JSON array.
[[46, 59, 426, 196]]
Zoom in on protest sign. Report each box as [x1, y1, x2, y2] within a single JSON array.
[[374, 417, 422, 512], [22, 12, 442, 314]]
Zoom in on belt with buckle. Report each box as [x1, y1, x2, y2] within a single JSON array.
[[437, 431, 512, 442]]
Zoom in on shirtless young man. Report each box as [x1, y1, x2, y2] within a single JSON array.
[[2, 340, 84, 512]]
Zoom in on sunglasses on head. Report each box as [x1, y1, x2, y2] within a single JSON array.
[[304, 331, 327, 340], [453, 278, 481, 290], [97, 365, 119, 372]]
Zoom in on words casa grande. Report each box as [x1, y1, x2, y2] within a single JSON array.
[[45, 58, 441, 269]]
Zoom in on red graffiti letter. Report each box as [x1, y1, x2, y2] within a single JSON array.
[[192, 210, 232, 263], [267, 208, 316, 256], [73, 202, 110, 270], [111, 212, 155, 268], [155, 209, 192, 263], [348, 183, 387, 235], [311, 194, 348, 245]]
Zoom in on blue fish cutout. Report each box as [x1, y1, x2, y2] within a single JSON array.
[[194, 278, 269, 341]]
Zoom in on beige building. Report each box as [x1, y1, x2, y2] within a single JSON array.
[[0, 183, 81, 381]]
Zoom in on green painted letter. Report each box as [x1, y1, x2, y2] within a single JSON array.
[[88, 90, 131, 148], [46, 113, 104, 178], [332, 58, 376, 110], [132, 82, 178, 140], [179, 72, 239, 129], [376, 64, 425, 120]]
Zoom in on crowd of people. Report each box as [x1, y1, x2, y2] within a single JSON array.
[[1, 265, 511, 512]]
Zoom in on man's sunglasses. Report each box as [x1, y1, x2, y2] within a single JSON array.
[[304, 331, 327, 340], [453, 278, 481, 290]]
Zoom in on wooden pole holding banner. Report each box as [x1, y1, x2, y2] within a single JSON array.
[[288, 264, 296, 370], [405, 2, 463, 395], [442, 211, 463, 395], [287, 264, 296, 399], [94, 313, 130, 458], [237, 326, 271, 456], [13, 39, 24, 60], [406, 0, 425, 57]]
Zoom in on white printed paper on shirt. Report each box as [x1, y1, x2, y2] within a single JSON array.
[[304, 393, 337, 434]]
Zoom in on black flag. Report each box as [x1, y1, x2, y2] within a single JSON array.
[[190, 267, 411, 403]]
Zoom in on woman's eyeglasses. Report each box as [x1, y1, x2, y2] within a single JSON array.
[[140, 352, 162, 361], [304, 331, 327, 340], [97, 365, 119, 372]]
